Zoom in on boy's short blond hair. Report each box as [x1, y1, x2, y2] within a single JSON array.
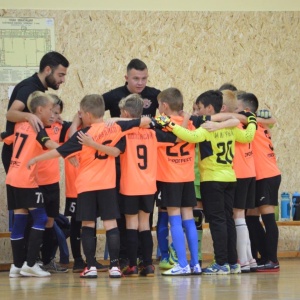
[[158, 87, 183, 112], [118, 93, 144, 118], [80, 94, 105, 118], [221, 90, 238, 113], [27, 91, 54, 113]]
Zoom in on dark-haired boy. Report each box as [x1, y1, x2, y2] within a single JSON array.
[[238, 93, 281, 272]]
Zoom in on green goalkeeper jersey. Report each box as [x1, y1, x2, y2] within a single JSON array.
[[172, 123, 256, 182]]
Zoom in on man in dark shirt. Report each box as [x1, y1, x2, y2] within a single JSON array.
[[2, 51, 69, 236], [103, 58, 160, 118], [2, 51, 69, 173]]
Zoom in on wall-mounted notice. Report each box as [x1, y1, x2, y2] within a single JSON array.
[[0, 18, 55, 83]]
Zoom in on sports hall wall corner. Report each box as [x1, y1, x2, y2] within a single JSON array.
[[0, 0, 299, 262]]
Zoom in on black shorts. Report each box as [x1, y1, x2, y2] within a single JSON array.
[[6, 185, 45, 210], [64, 197, 77, 217], [120, 194, 155, 215], [234, 177, 256, 209], [200, 181, 236, 223], [39, 182, 60, 218], [157, 181, 197, 208], [255, 175, 281, 207], [76, 188, 120, 221]]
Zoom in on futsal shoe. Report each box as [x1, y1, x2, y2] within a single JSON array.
[[202, 262, 230, 275], [109, 266, 122, 278], [159, 258, 174, 269], [9, 264, 22, 278], [139, 265, 155, 277], [256, 260, 280, 272], [80, 266, 98, 278], [191, 263, 202, 275], [162, 264, 191, 276], [20, 262, 51, 277]]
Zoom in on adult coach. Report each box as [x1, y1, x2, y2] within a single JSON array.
[[103, 58, 160, 118], [2, 51, 69, 173]]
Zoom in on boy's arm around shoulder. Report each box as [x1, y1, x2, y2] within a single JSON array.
[[27, 148, 61, 169], [234, 114, 257, 143], [77, 131, 120, 157]]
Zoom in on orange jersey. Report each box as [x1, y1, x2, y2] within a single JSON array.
[[232, 123, 256, 178], [5, 122, 50, 188], [64, 156, 79, 198], [157, 116, 195, 183], [119, 128, 158, 195], [57, 119, 141, 194], [36, 122, 63, 185], [62, 127, 80, 198], [252, 124, 281, 180]]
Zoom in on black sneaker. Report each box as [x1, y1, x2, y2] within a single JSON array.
[[73, 258, 86, 273], [256, 260, 280, 272], [94, 260, 109, 272], [139, 265, 155, 277], [122, 265, 139, 277]]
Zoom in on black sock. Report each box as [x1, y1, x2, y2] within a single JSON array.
[[81, 226, 96, 268], [139, 230, 153, 266], [70, 218, 82, 261], [117, 214, 127, 259], [27, 228, 44, 267], [41, 227, 55, 265], [11, 238, 26, 268], [246, 215, 267, 260], [106, 227, 120, 268], [126, 229, 138, 267], [261, 213, 279, 262]]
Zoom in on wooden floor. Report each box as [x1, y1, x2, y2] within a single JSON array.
[[1, 258, 299, 300]]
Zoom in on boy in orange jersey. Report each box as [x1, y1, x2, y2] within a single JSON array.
[[116, 94, 176, 277], [0, 91, 60, 278], [27, 94, 152, 279], [154, 88, 201, 276], [62, 121, 109, 273], [36, 95, 69, 273], [237, 93, 281, 272]]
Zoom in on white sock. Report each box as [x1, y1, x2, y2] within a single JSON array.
[[235, 218, 249, 265]]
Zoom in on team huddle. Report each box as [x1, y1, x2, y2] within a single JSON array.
[[1, 51, 281, 279]]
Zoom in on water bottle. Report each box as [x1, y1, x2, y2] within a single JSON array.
[[280, 192, 290, 220], [292, 192, 300, 221]]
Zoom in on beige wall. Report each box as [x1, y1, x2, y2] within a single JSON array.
[[2, 0, 300, 11], [0, 7, 299, 254]]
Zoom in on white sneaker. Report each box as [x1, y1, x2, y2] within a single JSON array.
[[109, 266, 122, 278], [80, 266, 98, 278], [240, 262, 250, 273], [162, 264, 191, 276], [249, 259, 258, 272], [191, 263, 202, 275], [20, 262, 51, 277], [9, 264, 22, 278]]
